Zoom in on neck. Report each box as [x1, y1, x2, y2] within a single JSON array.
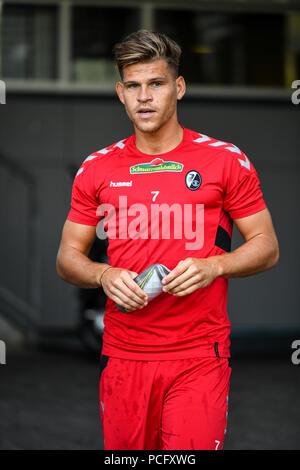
[[134, 119, 184, 155]]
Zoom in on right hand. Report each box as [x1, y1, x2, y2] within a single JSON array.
[[100, 267, 148, 312]]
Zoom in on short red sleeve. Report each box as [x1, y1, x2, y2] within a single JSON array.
[[223, 150, 267, 219], [67, 162, 101, 226]]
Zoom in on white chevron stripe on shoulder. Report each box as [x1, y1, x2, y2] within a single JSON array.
[[75, 167, 84, 177], [77, 139, 128, 177], [97, 147, 112, 155], [209, 140, 227, 147], [83, 154, 99, 162], [96, 139, 127, 154], [224, 143, 242, 155], [113, 140, 126, 149], [238, 154, 250, 170], [193, 132, 250, 170], [193, 133, 211, 143]]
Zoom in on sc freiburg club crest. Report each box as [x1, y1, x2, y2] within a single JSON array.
[[185, 170, 202, 191]]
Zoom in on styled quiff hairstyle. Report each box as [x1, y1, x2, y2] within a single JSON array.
[[113, 29, 182, 79]]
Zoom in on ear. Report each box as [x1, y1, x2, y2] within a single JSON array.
[[116, 81, 125, 104], [176, 76, 186, 101]]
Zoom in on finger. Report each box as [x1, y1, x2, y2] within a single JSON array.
[[111, 277, 148, 307], [121, 280, 148, 305], [163, 266, 196, 292], [122, 273, 148, 301], [162, 259, 191, 285], [110, 286, 147, 310], [109, 292, 137, 312], [172, 281, 202, 297], [167, 274, 202, 294]]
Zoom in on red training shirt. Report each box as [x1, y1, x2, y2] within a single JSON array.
[[67, 127, 267, 360]]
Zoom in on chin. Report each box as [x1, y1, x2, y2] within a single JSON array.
[[133, 117, 166, 134], [138, 125, 161, 134]]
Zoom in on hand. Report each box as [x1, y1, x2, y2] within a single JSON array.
[[162, 257, 220, 297], [101, 267, 148, 312]]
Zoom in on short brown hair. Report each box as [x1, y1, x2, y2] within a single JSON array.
[[113, 29, 182, 79]]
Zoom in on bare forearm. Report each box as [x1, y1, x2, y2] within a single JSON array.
[[56, 245, 109, 288], [213, 233, 279, 279], [162, 209, 279, 296]]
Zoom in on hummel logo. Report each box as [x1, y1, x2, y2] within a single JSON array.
[[110, 181, 133, 187]]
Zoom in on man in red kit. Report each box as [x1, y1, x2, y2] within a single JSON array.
[[56, 30, 279, 450]]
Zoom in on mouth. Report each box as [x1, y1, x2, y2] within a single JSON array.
[[137, 109, 156, 119]]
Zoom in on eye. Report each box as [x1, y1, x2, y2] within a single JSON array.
[[127, 83, 138, 89], [152, 81, 162, 87]]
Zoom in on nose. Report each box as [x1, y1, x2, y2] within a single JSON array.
[[137, 85, 152, 103]]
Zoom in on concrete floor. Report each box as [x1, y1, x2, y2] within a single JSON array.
[[0, 338, 299, 450]]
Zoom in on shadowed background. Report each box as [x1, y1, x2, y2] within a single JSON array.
[[0, 0, 299, 450]]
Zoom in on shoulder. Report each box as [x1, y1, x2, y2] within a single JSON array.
[[75, 135, 133, 178], [186, 128, 253, 173], [187, 128, 244, 157]]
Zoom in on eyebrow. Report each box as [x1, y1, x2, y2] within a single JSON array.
[[123, 76, 168, 85]]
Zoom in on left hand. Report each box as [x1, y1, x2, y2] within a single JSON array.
[[162, 257, 220, 297]]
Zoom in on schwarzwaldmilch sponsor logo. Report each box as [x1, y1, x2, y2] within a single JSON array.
[[130, 158, 183, 174]]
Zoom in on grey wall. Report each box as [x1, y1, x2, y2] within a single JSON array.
[[0, 91, 298, 334]]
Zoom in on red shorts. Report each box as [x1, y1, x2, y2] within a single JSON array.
[[99, 355, 231, 450]]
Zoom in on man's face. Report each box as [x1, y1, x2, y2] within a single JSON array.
[[116, 59, 185, 134]]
